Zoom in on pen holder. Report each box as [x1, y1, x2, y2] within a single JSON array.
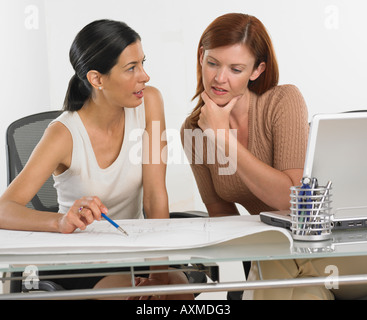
[[290, 185, 333, 241]]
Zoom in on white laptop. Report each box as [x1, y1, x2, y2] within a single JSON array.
[[260, 111, 367, 230]]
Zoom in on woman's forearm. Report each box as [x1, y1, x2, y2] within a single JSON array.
[[143, 190, 169, 219], [221, 132, 302, 210], [0, 199, 61, 232]]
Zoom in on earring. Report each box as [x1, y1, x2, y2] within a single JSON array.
[[98, 86, 103, 90]]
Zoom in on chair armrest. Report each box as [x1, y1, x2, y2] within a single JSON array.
[[170, 211, 209, 219]]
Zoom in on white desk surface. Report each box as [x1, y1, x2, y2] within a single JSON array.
[[1, 226, 367, 299], [1, 228, 367, 272]]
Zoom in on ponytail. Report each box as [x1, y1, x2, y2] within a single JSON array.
[[62, 19, 141, 112], [63, 74, 91, 111]]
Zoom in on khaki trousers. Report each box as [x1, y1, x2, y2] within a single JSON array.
[[243, 257, 367, 300]]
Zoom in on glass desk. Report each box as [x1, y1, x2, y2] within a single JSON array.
[[1, 228, 367, 299]]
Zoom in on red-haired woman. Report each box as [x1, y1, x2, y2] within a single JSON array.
[[182, 13, 309, 219], [181, 13, 354, 300]]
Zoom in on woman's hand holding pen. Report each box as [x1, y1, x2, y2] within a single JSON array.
[[57, 196, 108, 234]]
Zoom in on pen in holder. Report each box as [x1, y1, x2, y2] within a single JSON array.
[[290, 179, 333, 241]]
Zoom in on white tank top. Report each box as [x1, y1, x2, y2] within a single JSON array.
[[51, 103, 146, 220]]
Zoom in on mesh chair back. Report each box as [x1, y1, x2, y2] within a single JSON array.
[[6, 111, 63, 212]]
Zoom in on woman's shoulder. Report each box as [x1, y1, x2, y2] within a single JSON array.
[[143, 86, 164, 107], [47, 112, 74, 143], [180, 114, 199, 142], [143, 86, 165, 121], [181, 115, 194, 130], [261, 84, 304, 101], [257, 84, 306, 110], [253, 84, 308, 123], [49, 111, 77, 128], [31, 113, 74, 164], [144, 85, 162, 96]]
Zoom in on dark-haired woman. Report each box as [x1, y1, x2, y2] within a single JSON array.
[[0, 19, 193, 299]]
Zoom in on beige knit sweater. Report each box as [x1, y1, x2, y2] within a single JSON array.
[[181, 85, 309, 215]]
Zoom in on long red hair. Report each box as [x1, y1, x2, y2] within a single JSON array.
[[189, 13, 279, 127]]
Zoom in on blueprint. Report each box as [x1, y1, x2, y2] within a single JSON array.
[[0, 215, 292, 254]]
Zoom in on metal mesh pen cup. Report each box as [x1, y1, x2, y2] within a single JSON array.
[[290, 185, 333, 241]]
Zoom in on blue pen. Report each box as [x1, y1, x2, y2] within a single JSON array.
[[299, 178, 312, 235], [101, 213, 128, 236]]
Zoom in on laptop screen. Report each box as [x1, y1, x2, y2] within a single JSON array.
[[303, 112, 367, 218]]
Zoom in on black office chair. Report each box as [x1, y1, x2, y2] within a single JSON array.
[[6, 111, 63, 212], [5, 110, 217, 294], [6, 111, 63, 292]]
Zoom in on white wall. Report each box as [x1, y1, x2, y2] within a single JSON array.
[[0, 0, 50, 190], [1, 0, 367, 213]]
